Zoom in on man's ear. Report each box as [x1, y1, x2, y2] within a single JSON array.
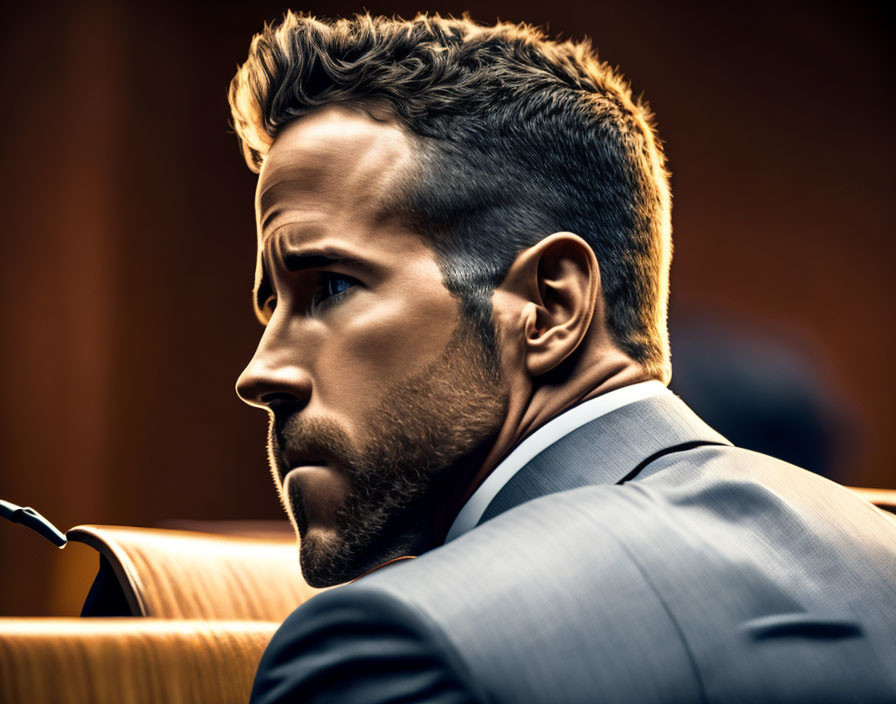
[[497, 232, 600, 377]]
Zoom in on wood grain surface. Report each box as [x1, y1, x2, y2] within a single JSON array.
[[0, 618, 278, 704]]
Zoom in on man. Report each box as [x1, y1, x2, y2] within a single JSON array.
[[230, 12, 896, 703]]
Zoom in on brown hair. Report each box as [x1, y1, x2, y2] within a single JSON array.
[[230, 12, 672, 380]]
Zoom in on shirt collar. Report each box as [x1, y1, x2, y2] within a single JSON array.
[[444, 380, 671, 542]]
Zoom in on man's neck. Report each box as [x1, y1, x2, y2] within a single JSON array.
[[427, 349, 654, 547], [444, 379, 671, 542]]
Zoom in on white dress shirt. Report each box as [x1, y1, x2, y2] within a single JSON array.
[[445, 380, 671, 542]]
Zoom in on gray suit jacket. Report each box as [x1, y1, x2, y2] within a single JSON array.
[[250, 394, 896, 703]]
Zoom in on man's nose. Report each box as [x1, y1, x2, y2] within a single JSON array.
[[235, 333, 312, 409]]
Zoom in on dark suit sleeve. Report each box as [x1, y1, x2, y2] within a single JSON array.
[[250, 584, 488, 704]]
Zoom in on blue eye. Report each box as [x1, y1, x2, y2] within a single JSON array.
[[308, 273, 359, 313], [324, 275, 354, 299]]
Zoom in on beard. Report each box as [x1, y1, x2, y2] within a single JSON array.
[[267, 320, 508, 587]]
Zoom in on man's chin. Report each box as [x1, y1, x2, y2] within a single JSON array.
[[297, 518, 416, 587], [285, 493, 363, 586], [298, 528, 362, 587]]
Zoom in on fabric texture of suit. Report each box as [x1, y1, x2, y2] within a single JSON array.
[[250, 394, 896, 703]]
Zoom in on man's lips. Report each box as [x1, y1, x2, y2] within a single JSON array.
[[279, 459, 328, 485], [282, 462, 351, 530]]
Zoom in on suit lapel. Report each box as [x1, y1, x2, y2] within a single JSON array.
[[478, 394, 730, 526]]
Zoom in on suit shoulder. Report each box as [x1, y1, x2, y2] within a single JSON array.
[[363, 448, 896, 701], [362, 488, 708, 703], [250, 582, 487, 703]]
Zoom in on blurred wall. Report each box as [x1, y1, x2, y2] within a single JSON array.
[[1, 0, 892, 615]]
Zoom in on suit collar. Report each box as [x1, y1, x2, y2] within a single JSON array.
[[477, 393, 730, 527], [446, 381, 670, 541]]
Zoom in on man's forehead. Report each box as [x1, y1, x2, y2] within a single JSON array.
[[255, 108, 414, 232]]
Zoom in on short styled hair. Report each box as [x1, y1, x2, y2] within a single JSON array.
[[229, 12, 672, 380]]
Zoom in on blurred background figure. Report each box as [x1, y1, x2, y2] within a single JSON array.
[[669, 314, 854, 482]]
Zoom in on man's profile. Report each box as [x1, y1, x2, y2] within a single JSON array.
[[229, 12, 896, 703]]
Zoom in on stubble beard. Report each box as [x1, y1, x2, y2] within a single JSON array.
[[268, 322, 508, 587]]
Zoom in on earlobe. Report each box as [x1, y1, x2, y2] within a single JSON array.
[[506, 233, 600, 377]]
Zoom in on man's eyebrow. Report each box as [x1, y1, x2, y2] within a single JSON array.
[[279, 248, 373, 272]]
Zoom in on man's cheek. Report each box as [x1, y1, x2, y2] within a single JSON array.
[[338, 302, 456, 377]]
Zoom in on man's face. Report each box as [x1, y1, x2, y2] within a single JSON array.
[[236, 106, 508, 587]]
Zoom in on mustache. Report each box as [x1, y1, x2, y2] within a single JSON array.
[[268, 413, 360, 481]]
